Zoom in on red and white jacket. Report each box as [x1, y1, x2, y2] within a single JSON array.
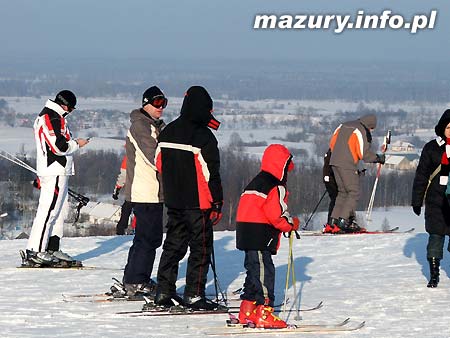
[[236, 144, 295, 254], [34, 99, 79, 176]]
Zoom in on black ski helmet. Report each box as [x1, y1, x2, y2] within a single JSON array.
[[55, 90, 77, 109]]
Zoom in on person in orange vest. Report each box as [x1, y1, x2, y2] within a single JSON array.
[[326, 114, 385, 233], [235, 144, 299, 328]]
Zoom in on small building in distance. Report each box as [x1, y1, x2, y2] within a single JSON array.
[[385, 140, 420, 170], [82, 202, 122, 225]]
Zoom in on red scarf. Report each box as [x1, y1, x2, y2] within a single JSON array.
[[442, 138, 450, 165]]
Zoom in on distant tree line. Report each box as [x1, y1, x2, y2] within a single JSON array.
[[0, 147, 417, 233], [1, 59, 449, 102]]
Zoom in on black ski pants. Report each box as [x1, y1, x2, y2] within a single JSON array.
[[427, 234, 450, 260], [123, 203, 163, 284], [156, 208, 213, 298], [324, 178, 338, 225], [241, 250, 275, 307]]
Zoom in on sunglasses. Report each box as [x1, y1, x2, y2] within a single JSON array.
[[150, 95, 168, 109]]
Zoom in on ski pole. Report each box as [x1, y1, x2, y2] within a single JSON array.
[[301, 190, 327, 230], [282, 232, 292, 318], [209, 233, 227, 305], [366, 165, 381, 221], [282, 231, 300, 320], [366, 130, 391, 222], [0, 149, 90, 221], [0, 149, 37, 173], [288, 233, 301, 321]]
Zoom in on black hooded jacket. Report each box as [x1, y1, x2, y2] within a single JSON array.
[[155, 86, 223, 210], [412, 109, 450, 235]]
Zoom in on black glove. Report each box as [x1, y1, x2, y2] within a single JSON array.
[[209, 201, 223, 226], [376, 153, 386, 165], [357, 169, 367, 176], [32, 178, 41, 190], [112, 186, 121, 200], [412, 206, 421, 216]]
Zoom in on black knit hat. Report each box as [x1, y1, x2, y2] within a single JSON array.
[[142, 86, 164, 107], [435, 109, 450, 138], [55, 90, 77, 109]]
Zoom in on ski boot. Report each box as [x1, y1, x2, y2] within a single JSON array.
[[333, 217, 364, 234], [251, 305, 287, 328], [345, 222, 364, 233], [322, 223, 342, 234], [427, 257, 440, 288], [47, 250, 83, 267], [109, 278, 127, 298], [238, 299, 257, 324], [20, 249, 58, 267], [151, 291, 186, 312], [124, 279, 157, 300], [183, 294, 228, 311]]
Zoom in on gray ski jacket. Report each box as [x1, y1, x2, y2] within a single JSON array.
[[329, 114, 378, 170]]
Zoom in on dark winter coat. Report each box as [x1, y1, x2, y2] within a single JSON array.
[[236, 144, 296, 254], [155, 86, 223, 210], [412, 110, 450, 235]]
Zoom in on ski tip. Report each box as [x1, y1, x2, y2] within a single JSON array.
[[355, 321, 366, 330], [341, 317, 350, 325]]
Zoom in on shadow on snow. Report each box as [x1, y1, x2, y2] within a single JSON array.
[[403, 233, 450, 280]]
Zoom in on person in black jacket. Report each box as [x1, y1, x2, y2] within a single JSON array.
[[412, 109, 450, 288], [154, 86, 225, 310]]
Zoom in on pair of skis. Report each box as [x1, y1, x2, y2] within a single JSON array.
[[205, 315, 365, 335], [300, 226, 415, 236], [113, 300, 323, 316], [62, 290, 322, 314]]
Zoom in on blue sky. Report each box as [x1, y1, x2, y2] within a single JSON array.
[[0, 0, 448, 62]]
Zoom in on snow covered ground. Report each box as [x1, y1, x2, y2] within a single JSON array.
[[1, 207, 450, 338]]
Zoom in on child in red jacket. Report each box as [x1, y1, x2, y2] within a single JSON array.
[[235, 144, 299, 328]]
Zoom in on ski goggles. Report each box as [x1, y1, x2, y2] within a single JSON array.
[[149, 95, 168, 109]]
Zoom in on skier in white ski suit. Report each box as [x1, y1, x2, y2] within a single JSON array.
[[26, 90, 89, 265]]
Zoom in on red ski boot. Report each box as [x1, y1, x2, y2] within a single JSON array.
[[252, 305, 287, 329], [323, 223, 343, 234], [238, 300, 257, 324]]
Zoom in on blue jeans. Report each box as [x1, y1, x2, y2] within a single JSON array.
[[123, 203, 163, 284]]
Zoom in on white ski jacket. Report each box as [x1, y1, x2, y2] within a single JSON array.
[[34, 99, 79, 176]]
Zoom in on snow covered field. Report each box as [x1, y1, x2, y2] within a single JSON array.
[[1, 207, 450, 338], [1, 96, 447, 117], [0, 95, 442, 158]]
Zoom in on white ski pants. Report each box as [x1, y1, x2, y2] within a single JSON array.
[[27, 175, 69, 252]]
